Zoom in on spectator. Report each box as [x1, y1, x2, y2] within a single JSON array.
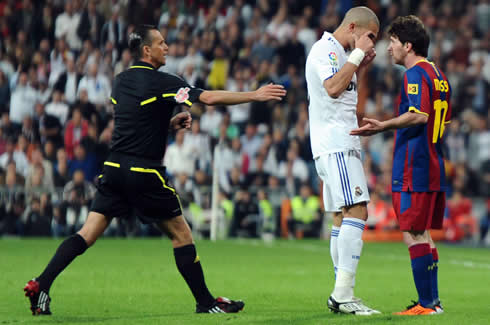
[[31, 4, 55, 48], [21, 116, 38, 144], [20, 195, 52, 236], [226, 69, 251, 130], [245, 153, 270, 188], [178, 45, 204, 76], [446, 189, 478, 242], [54, 0, 82, 52], [25, 148, 54, 192], [183, 119, 211, 172], [207, 45, 230, 90], [257, 189, 275, 238], [74, 90, 99, 126], [77, 0, 104, 47], [229, 189, 259, 238], [48, 38, 71, 87], [200, 105, 223, 139], [240, 123, 262, 160], [158, 2, 187, 32], [62, 169, 96, 234], [9, 71, 38, 126], [53, 56, 82, 105], [113, 48, 132, 76], [77, 63, 111, 107], [164, 129, 195, 178], [100, 5, 126, 51], [0, 70, 10, 113], [45, 89, 69, 125], [296, 16, 316, 54], [288, 183, 322, 238], [54, 148, 70, 188], [43, 140, 57, 165], [276, 29, 306, 73], [265, 2, 293, 44], [366, 185, 397, 231], [0, 136, 30, 178], [35, 102, 63, 147], [1, 112, 19, 139], [68, 144, 97, 182], [64, 107, 88, 160], [277, 146, 309, 192]]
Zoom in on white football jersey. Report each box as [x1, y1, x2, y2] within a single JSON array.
[[305, 32, 361, 158]]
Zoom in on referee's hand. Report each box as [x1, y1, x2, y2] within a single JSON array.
[[254, 83, 287, 101], [170, 111, 192, 131]]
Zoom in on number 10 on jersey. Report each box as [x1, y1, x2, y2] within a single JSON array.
[[432, 99, 448, 143]]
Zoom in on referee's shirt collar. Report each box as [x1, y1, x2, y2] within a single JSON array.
[[130, 61, 155, 70]]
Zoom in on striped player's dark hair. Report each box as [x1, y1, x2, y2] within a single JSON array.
[[128, 25, 158, 60], [387, 15, 430, 57]]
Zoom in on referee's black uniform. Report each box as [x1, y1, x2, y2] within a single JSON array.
[[91, 61, 203, 223]]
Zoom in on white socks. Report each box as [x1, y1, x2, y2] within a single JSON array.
[[332, 269, 355, 301], [332, 217, 366, 302], [330, 226, 340, 278]]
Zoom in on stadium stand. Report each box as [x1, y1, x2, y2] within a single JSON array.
[[0, 0, 488, 244]]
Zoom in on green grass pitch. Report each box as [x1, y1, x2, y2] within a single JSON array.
[[1, 238, 489, 324]]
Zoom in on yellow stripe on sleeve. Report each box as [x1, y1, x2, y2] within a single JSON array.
[[140, 96, 157, 106], [162, 93, 193, 106], [110, 97, 117, 104], [104, 161, 120, 168], [408, 106, 429, 117]]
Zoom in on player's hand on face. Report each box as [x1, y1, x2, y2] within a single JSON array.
[[255, 83, 287, 102], [350, 117, 384, 136], [355, 31, 375, 53], [360, 48, 376, 68]]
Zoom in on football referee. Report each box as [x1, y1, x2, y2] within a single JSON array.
[[24, 25, 286, 315]]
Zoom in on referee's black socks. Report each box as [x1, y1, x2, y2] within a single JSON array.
[[174, 244, 215, 307], [38, 234, 88, 292]]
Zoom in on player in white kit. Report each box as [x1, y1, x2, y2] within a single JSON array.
[[305, 7, 380, 315]]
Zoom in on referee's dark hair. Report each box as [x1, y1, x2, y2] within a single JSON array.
[[128, 24, 158, 60], [387, 15, 430, 57]]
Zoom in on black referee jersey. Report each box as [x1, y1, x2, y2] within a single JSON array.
[[110, 61, 203, 161], [91, 61, 203, 222]]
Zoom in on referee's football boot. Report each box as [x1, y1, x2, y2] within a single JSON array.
[[23, 278, 51, 315], [328, 295, 380, 315], [196, 296, 245, 313], [393, 300, 436, 315]]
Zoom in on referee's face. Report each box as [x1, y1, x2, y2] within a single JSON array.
[[149, 30, 169, 68]]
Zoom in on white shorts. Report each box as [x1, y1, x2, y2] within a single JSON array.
[[314, 150, 370, 212]]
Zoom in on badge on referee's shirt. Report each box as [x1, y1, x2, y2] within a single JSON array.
[[175, 87, 190, 103]]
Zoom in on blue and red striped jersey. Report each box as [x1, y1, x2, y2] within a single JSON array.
[[392, 59, 452, 192]]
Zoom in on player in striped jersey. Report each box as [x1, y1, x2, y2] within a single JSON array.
[[351, 15, 451, 315]]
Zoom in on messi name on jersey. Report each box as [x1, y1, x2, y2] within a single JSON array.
[[392, 60, 452, 193]]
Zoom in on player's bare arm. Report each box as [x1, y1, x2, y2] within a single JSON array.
[[350, 111, 428, 136], [324, 31, 376, 98], [199, 83, 286, 105]]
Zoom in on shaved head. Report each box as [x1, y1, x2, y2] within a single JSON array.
[[340, 6, 379, 28]]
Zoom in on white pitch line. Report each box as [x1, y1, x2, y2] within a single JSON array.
[[233, 240, 490, 270]]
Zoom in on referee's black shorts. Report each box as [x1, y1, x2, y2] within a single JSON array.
[[91, 152, 182, 224]]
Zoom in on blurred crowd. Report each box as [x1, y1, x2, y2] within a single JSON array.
[[0, 0, 488, 244]]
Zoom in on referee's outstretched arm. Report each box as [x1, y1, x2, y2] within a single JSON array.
[[199, 83, 287, 105]]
